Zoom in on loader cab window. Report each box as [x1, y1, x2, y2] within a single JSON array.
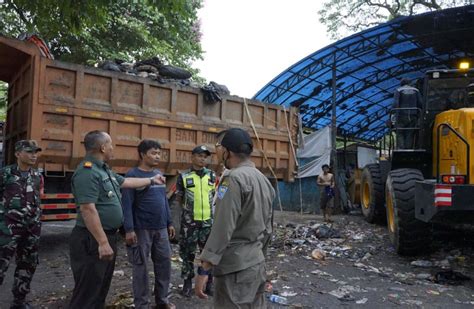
[[467, 83, 474, 107], [425, 77, 472, 111]]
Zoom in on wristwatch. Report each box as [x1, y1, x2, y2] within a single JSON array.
[[149, 176, 155, 186]]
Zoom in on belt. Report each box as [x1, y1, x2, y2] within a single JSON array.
[[104, 229, 118, 235], [75, 226, 118, 235]]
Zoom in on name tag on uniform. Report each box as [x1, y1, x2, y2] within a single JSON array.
[[217, 185, 228, 199], [186, 178, 195, 188]]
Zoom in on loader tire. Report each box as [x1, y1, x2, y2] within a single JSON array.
[[360, 164, 385, 223], [385, 169, 432, 256]]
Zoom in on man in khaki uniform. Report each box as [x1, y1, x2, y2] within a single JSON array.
[[195, 128, 275, 308]]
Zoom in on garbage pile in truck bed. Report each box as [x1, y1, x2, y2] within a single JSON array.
[[99, 57, 193, 85], [99, 57, 230, 103]]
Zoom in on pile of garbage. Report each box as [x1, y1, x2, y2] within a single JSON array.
[[271, 220, 384, 262], [98, 57, 193, 86], [99, 57, 231, 103], [266, 215, 474, 307]]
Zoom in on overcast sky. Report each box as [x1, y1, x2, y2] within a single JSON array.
[[194, 0, 332, 98]]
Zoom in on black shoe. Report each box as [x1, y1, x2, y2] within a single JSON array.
[[10, 301, 32, 309], [182, 278, 192, 298], [204, 281, 214, 297]]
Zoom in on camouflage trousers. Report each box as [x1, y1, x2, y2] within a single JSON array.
[[179, 222, 212, 279], [0, 215, 41, 301]]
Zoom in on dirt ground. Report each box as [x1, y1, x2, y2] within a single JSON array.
[[1, 210, 474, 308]]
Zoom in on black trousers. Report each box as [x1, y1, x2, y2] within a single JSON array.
[[68, 226, 118, 309]]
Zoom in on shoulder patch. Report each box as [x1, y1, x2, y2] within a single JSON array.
[[83, 161, 93, 168], [217, 185, 229, 199]]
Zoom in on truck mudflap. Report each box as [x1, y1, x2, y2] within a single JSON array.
[[415, 180, 474, 223]]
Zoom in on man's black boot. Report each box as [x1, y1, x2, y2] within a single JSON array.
[[182, 278, 192, 297]]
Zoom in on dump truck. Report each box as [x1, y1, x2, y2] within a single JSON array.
[[0, 36, 298, 221], [360, 65, 474, 255]]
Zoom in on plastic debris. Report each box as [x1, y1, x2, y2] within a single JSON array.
[[311, 270, 333, 277], [280, 291, 298, 297], [316, 225, 342, 239], [388, 287, 406, 292], [415, 273, 432, 280], [328, 285, 367, 301], [410, 260, 433, 268], [113, 270, 124, 277], [268, 294, 288, 305], [356, 298, 368, 304], [406, 300, 423, 306]]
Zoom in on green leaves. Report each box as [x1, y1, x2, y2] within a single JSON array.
[[0, 0, 203, 71], [318, 0, 471, 40], [0, 82, 7, 121], [0, 1, 205, 120]]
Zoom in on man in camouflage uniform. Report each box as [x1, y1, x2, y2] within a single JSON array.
[[173, 145, 216, 297], [0, 140, 43, 309]]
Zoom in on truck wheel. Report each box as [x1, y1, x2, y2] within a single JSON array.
[[385, 169, 432, 255], [360, 164, 385, 223]]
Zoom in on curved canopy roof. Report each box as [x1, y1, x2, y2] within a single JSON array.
[[254, 5, 474, 142]]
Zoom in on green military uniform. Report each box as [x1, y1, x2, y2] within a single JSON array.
[[69, 155, 125, 309], [0, 164, 42, 305], [177, 167, 216, 279], [200, 161, 275, 309]]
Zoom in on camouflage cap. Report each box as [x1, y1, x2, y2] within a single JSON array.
[[15, 140, 42, 152]]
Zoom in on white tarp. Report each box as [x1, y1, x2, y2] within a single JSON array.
[[357, 146, 378, 168], [296, 126, 332, 178]]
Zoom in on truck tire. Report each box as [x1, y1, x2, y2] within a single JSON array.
[[360, 164, 385, 223], [385, 169, 432, 255], [158, 65, 192, 79]]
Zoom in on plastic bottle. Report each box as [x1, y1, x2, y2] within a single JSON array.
[[268, 294, 288, 305]]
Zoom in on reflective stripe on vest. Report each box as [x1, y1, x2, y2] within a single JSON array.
[[183, 172, 214, 221]]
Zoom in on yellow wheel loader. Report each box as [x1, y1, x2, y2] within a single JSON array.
[[361, 66, 474, 255]]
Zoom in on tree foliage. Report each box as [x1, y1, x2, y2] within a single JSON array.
[[0, 1, 204, 120], [0, 0, 203, 67], [319, 0, 473, 40], [0, 82, 6, 121]]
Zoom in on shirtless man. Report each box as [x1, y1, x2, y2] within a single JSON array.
[[317, 164, 335, 222]]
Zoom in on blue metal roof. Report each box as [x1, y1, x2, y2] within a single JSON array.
[[254, 5, 474, 142]]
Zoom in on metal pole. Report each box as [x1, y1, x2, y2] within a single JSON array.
[[331, 53, 338, 207], [343, 133, 347, 168], [383, 133, 386, 157], [331, 53, 337, 171]]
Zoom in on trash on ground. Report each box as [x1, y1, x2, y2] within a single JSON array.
[[268, 294, 289, 305], [356, 297, 368, 304], [410, 260, 433, 268], [311, 249, 327, 261], [280, 291, 298, 297], [433, 270, 471, 285]]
